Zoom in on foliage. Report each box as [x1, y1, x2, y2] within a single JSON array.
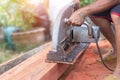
[[0, 0, 35, 30], [80, 0, 94, 7], [0, 41, 10, 63], [0, 40, 35, 63]]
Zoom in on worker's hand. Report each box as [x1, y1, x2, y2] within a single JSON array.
[[68, 10, 85, 26]]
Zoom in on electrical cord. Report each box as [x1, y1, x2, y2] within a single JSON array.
[[93, 27, 114, 71]]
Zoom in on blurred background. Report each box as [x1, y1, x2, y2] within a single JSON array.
[[0, 0, 94, 63]]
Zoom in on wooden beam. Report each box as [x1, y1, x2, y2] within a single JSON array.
[[0, 42, 69, 80], [0, 42, 87, 80], [0, 42, 50, 75]]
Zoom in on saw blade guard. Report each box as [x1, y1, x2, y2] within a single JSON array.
[[52, 2, 79, 50]]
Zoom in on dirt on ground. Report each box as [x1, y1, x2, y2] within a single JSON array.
[[59, 39, 116, 80]]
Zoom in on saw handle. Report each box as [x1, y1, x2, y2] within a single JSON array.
[[64, 18, 93, 38], [83, 23, 93, 38]]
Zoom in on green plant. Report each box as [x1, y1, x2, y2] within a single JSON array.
[[80, 0, 94, 7], [0, 0, 35, 30]]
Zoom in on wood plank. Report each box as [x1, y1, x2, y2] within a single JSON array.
[[0, 42, 87, 80], [0, 42, 49, 75], [0, 42, 69, 80]]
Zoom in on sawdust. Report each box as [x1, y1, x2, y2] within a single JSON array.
[[59, 39, 116, 80]]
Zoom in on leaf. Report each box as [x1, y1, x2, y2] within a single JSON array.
[[0, 0, 35, 30], [80, 0, 94, 7]]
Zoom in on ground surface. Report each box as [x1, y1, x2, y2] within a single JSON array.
[[60, 39, 116, 80]]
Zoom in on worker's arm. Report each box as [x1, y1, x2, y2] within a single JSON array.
[[79, 0, 118, 17], [69, 0, 119, 25]]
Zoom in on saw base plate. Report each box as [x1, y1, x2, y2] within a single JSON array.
[[46, 43, 89, 64]]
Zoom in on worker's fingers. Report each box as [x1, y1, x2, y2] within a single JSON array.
[[69, 17, 84, 26], [68, 10, 85, 26], [64, 18, 72, 25], [71, 22, 76, 26], [77, 20, 83, 26], [70, 20, 83, 26], [67, 19, 72, 25]]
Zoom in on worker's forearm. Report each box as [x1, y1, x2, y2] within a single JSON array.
[[79, 0, 119, 17]]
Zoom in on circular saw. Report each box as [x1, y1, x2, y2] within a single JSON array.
[[46, 1, 100, 64]]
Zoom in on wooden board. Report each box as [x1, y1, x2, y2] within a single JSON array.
[[0, 42, 49, 75], [0, 42, 69, 80], [0, 41, 88, 80]]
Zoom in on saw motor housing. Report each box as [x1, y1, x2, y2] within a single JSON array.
[[72, 23, 100, 43]]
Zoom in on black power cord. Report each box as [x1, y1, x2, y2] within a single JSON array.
[[93, 27, 114, 71]]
